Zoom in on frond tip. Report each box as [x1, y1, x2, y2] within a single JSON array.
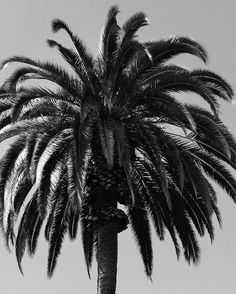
[[51, 19, 68, 33], [47, 39, 58, 48]]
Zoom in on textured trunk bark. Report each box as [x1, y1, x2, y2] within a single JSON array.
[[96, 223, 118, 294]]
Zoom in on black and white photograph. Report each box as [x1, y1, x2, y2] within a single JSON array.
[[0, 1, 235, 293]]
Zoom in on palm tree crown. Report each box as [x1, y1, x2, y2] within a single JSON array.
[[0, 5, 235, 282]]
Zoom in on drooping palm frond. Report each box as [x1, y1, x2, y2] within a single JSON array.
[[47, 40, 93, 87], [51, 18, 94, 71], [11, 87, 79, 122], [121, 12, 149, 44], [27, 207, 43, 256], [144, 36, 208, 64], [35, 129, 73, 217], [171, 194, 201, 264], [128, 203, 153, 278], [0, 57, 82, 96], [15, 193, 38, 273], [67, 204, 80, 240], [0, 136, 27, 229], [47, 176, 68, 277], [81, 205, 96, 278], [191, 69, 234, 99]]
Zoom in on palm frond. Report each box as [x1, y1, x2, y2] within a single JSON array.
[[99, 5, 120, 77], [0, 109, 13, 131], [47, 39, 94, 87], [98, 118, 115, 168], [145, 36, 208, 64], [11, 87, 79, 122], [112, 119, 126, 166], [81, 210, 95, 278], [51, 19, 94, 68], [128, 204, 153, 278], [0, 116, 73, 145], [3, 155, 27, 233], [15, 194, 37, 274], [27, 211, 43, 256], [36, 130, 72, 217], [121, 12, 149, 43], [144, 126, 186, 190], [186, 105, 231, 157], [13, 178, 32, 216], [45, 161, 66, 241], [74, 114, 94, 199], [29, 134, 54, 183], [149, 71, 219, 115], [127, 119, 172, 208], [171, 195, 201, 264], [191, 69, 233, 100], [183, 184, 215, 240], [5, 210, 15, 248], [133, 160, 166, 240], [0, 56, 81, 96], [182, 154, 212, 213], [0, 136, 26, 228], [189, 149, 236, 201], [67, 204, 80, 240], [47, 178, 68, 277]]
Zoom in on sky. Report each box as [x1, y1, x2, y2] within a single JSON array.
[[0, 0, 236, 293]]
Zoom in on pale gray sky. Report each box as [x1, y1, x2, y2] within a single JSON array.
[[0, 0, 236, 293]]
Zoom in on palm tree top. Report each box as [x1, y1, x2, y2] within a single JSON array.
[[0, 5, 235, 283]]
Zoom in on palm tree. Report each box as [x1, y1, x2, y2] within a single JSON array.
[[0, 5, 236, 294]]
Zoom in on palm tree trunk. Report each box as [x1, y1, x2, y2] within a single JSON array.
[[96, 222, 118, 294]]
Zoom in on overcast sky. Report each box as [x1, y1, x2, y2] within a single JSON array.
[[0, 0, 236, 293]]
